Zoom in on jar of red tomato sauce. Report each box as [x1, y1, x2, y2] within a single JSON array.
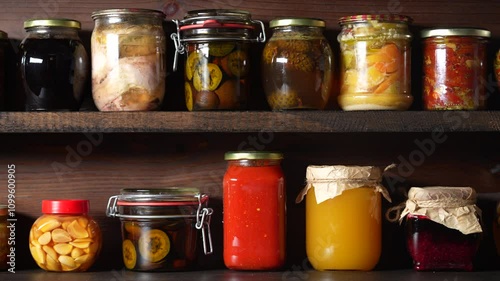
[[223, 151, 285, 270], [422, 28, 490, 110], [400, 187, 482, 271]]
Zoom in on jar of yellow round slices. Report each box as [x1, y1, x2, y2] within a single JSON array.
[[338, 14, 413, 110]]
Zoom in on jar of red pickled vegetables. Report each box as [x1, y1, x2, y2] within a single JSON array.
[[171, 10, 266, 111], [29, 200, 102, 272], [262, 18, 334, 110], [338, 14, 413, 110], [223, 151, 285, 270], [106, 188, 213, 271], [422, 28, 490, 110], [400, 187, 482, 271]]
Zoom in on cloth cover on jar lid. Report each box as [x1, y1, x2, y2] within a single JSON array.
[[399, 186, 482, 235], [296, 165, 393, 204]]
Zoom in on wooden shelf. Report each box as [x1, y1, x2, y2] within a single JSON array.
[[1, 111, 500, 133], [2, 269, 500, 281]]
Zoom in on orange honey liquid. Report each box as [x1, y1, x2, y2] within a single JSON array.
[[306, 187, 381, 271]]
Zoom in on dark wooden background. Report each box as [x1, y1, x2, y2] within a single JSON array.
[[0, 0, 500, 272]]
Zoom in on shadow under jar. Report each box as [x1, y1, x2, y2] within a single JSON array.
[[17, 19, 89, 111], [262, 18, 333, 110]]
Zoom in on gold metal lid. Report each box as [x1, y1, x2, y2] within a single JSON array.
[[91, 8, 165, 19], [224, 151, 284, 160], [24, 19, 81, 29], [0, 30, 8, 39], [269, 18, 325, 28], [421, 28, 491, 38], [339, 14, 412, 25]]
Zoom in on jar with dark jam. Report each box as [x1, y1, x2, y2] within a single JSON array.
[[172, 9, 266, 111], [262, 18, 333, 110], [17, 19, 89, 111], [400, 187, 482, 271], [422, 28, 490, 110], [106, 188, 213, 271]]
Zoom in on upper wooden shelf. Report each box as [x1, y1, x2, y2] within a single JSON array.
[[0, 111, 499, 133]]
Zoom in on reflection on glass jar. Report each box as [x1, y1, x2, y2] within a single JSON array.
[[338, 14, 413, 110], [17, 19, 89, 111], [91, 9, 166, 111], [422, 28, 490, 110], [172, 9, 266, 111], [262, 18, 333, 110]]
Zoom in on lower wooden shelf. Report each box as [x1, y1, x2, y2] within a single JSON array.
[[2, 269, 500, 281]]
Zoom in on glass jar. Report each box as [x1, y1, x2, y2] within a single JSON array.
[[338, 14, 413, 110], [262, 18, 333, 110], [401, 187, 482, 271], [223, 151, 286, 270], [106, 188, 213, 271], [171, 9, 265, 111], [29, 200, 102, 272], [422, 28, 490, 110], [91, 9, 166, 111], [0, 31, 7, 110], [297, 165, 391, 271], [492, 201, 500, 261], [0, 205, 7, 270], [17, 19, 89, 111]]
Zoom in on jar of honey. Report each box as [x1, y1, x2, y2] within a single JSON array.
[[262, 18, 334, 110], [296, 165, 392, 271], [422, 28, 490, 110], [29, 200, 102, 272], [17, 19, 89, 111], [0, 205, 7, 270], [106, 188, 213, 271], [338, 15, 413, 110], [400, 187, 482, 271], [91, 9, 166, 111], [171, 9, 266, 111], [223, 151, 286, 270]]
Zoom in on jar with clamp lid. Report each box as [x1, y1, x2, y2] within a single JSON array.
[[106, 188, 213, 271], [171, 9, 266, 111]]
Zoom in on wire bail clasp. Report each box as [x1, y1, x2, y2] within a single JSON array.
[[105, 195, 118, 218], [195, 193, 214, 255]]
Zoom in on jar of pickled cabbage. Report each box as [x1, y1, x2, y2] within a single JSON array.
[[29, 200, 102, 272], [171, 9, 265, 111], [296, 165, 392, 271], [338, 15, 413, 110], [91, 9, 166, 111], [106, 188, 213, 271], [262, 18, 333, 110]]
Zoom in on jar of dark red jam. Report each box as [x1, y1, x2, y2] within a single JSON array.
[[422, 28, 490, 110], [106, 188, 213, 271], [17, 19, 89, 111], [401, 187, 482, 271], [223, 151, 286, 270]]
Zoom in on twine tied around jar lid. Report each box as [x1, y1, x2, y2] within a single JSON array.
[[296, 164, 394, 204], [395, 186, 483, 235]]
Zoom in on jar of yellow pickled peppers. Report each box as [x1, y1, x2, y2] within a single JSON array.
[[29, 200, 102, 272], [338, 15, 413, 110], [296, 165, 392, 271]]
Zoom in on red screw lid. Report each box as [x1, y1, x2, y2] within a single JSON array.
[[42, 200, 89, 214]]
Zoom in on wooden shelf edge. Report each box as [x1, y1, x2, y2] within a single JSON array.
[[0, 111, 499, 133]]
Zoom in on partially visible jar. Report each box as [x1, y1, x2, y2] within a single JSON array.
[[223, 151, 286, 270], [171, 9, 266, 111], [91, 9, 166, 111], [423, 28, 490, 110], [296, 165, 392, 271], [494, 201, 500, 259], [262, 18, 333, 110], [17, 19, 89, 111], [29, 200, 102, 272], [0, 205, 7, 270], [338, 15, 413, 110], [106, 188, 213, 271], [0, 31, 7, 110], [400, 187, 482, 271]]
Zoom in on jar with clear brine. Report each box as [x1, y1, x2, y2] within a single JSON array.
[[172, 10, 266, 111], [91, 9, 166, 111], [338, 15, 412, 110], [262, 18, 333, 110], [422, 28, 490, 110]]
